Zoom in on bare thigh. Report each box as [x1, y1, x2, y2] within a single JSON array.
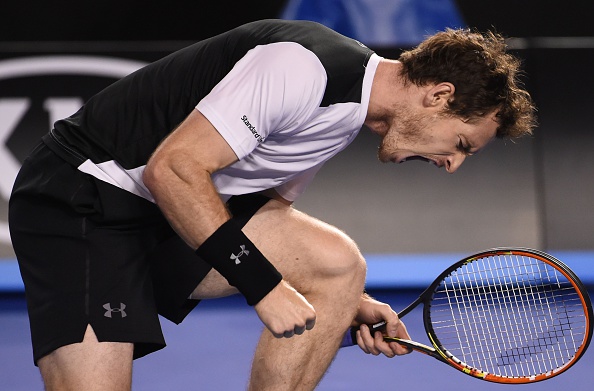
[[191, 199, 364, 299], [38, 325, 133, 391]]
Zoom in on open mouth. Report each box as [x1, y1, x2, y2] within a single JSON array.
[[401, 156, 430, 163], [399, 155, 441, 168], [400, 156, 439, 166]]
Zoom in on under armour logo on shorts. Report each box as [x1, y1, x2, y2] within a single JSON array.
[[103, 303, 127, 318], [230, 245, 249, 264]]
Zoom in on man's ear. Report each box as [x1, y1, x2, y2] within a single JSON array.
[[423, 82, 455, 108]]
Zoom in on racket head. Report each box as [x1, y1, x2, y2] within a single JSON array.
[[419, 247, 593, 383]]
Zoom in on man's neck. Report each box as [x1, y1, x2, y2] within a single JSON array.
[[364, 59, 406, 136]]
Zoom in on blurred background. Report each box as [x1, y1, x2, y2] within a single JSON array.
[[1, 1, 593, 389]]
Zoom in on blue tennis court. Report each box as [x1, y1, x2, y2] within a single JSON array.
[[2, 287, 592, 390]]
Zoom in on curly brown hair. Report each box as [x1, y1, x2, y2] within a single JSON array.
[[398, 28, 536, 139]]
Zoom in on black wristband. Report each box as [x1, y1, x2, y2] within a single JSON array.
[[195, 219, 282, 305]]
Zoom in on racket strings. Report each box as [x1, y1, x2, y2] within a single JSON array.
[[429, 254, 588, 379]]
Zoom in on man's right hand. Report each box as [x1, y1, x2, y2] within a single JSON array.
[[254, 280, 317, 338]]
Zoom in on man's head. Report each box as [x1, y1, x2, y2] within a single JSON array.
[[398, 28, 536, 139]]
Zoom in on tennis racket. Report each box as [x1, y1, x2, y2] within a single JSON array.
[[341, 247, 593, 384]]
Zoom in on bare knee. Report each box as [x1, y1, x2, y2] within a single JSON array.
[[39, 325, 133, 391], [296, 224, 367, 301], [243, 203, 366, 302], [317, 230, 366, 283]]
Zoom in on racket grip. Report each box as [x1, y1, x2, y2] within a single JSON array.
[[340, 321, 387, 347]]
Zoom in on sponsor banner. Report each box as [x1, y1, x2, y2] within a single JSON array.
[[0, 49, 173, 256]]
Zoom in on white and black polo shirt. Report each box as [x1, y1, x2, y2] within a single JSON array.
[[44, 19, 381, 202]]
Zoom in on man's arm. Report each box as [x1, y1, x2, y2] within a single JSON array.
[[144, 109, 236, 246], [143, 109, 316, 337]]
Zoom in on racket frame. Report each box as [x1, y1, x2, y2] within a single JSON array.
[[365, 247, 593, 384]]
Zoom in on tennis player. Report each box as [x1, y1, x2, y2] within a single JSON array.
[[9, 19, 535, 390]]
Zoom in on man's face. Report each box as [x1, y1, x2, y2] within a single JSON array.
[[378, 107, 499, 173]]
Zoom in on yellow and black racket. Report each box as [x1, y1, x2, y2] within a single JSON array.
[[342, 248, 593, 384]]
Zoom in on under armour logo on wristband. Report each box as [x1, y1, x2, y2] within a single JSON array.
[[230, 245, 250, 264], [103, 303, 127, 318]]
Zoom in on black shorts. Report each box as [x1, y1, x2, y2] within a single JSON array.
[[8, 142, 270, 364]]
